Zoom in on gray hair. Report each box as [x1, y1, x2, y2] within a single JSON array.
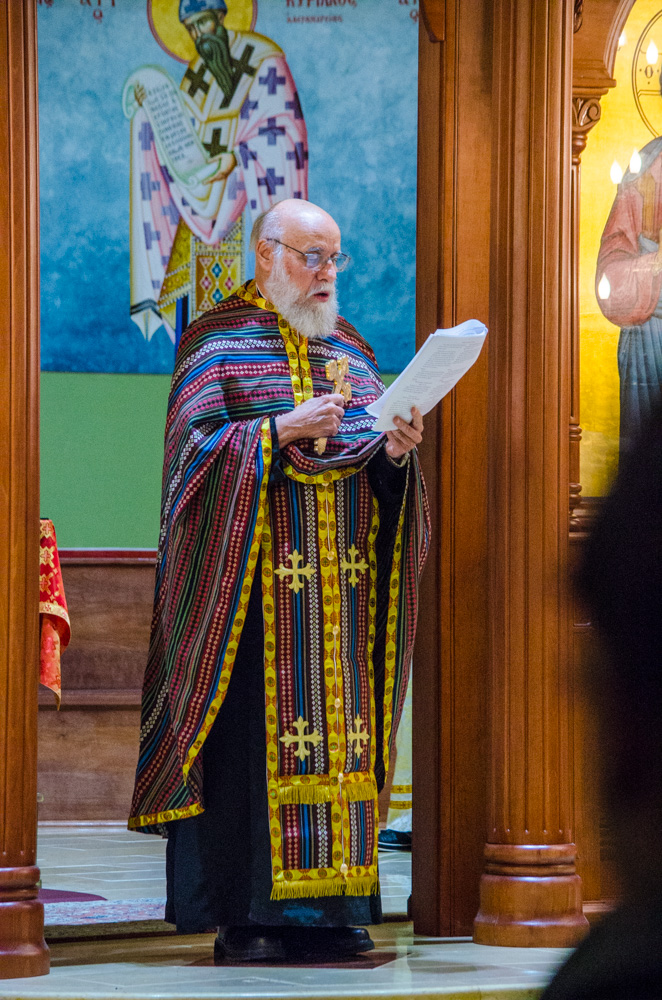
[[249, 205, 284, 251]]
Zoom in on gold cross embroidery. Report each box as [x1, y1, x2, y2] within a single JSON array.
[[348, 715, 369, 757], [40, 545, 56, 569], [341, 545, 368, 587], [275, 550, 315, 593], [314, 355, 352, 455], [280, 716, 323, 760]]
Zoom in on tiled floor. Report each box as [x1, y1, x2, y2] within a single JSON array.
[[37, 825, 412, 930], [21, 825, 570, 998], [0, 924, 569, 999]]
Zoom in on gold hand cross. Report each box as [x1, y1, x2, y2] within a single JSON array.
[[314, 356, 352, 456]]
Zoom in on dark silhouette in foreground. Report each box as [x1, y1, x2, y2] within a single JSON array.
[[542, 403, 662, 999]]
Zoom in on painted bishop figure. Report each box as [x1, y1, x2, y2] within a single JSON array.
[[127, 0, 308, 347]]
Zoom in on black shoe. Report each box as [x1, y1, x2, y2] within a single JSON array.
[[282, 925, 374, 961], [214, 925, 287, 963], [378, 829, 412, 852]]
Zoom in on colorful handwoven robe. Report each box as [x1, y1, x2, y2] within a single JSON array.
[[129, 280, 430, 900]]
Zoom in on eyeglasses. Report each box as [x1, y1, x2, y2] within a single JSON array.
[[269, 239, 351, 272]]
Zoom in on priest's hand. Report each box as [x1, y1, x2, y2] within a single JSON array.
[[384, 407, 423, 459], [275, 395, 346, 447]]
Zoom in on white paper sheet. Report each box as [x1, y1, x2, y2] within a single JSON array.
[[366, 319, 487, 432]]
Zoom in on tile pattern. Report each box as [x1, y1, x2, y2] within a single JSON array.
[[0, 925, 569, 999]]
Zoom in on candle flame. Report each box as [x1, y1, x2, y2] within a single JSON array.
[[610, 160, 623, 185], [630, 148, 642, 174], [646, 39, 659, 65], [598, 274, 611, 301]]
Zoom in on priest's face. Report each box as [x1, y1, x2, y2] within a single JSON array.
[[277, 215, 341, 304], [264, 217, 341, 340]]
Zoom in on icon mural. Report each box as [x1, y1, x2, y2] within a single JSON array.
[[595, 8, 662, 452], [124, 0, 308, 349], [37, 0, 418, 376]]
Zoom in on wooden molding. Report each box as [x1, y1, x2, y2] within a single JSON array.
[[38, 689, 143, 709], [574, 0, 584, 33], [573, 0, 635, 93], [0, 0, 49, 979], [59, 549, 157, 565], [420, 0, 445, 42], [572, 94, 603, 162]]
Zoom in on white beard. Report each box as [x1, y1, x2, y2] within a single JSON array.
[[264, 256, 338, 340]]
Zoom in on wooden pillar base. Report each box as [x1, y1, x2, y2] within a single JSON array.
[[473, 845, 589, 947], [0, 868, 49, 979]]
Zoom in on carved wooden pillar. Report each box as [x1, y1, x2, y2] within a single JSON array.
[[473, 0, 589, 947], [0, 0, 48, 979]]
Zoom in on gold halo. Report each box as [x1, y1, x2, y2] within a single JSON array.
[[148, 0, 257, 65], [632, 10, 662, 138]]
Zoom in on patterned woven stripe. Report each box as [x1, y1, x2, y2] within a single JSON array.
[[129, 281, 430, 906]]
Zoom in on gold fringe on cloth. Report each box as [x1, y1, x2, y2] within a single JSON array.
[[278, 783, 333, 805], [270, 874, 380, 901], [276, 772, 377, 805], [344, 775, 378, 802]]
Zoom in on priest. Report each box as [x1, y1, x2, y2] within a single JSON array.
[[129, 198, 429, 962]]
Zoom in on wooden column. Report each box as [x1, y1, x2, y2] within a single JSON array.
[[0, 0, 48, 979], [473, 0, 589, 947], [413, 0, 491, 936]]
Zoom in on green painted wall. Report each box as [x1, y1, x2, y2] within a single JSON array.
[[40, 373, 171, 549], [40, 371, 398, 549]]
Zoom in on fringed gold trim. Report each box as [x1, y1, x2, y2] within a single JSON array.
[[345, 875, 381, 896], [276, 771, 376, 804], [127, 802, 204, 829], [278, 784, 333, 805], [283, 463, 359, 484], [344, 777, 378, 802], [270, 875, 380, 901]]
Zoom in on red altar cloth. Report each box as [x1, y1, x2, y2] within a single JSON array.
[[39, 519, 70, 707]]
